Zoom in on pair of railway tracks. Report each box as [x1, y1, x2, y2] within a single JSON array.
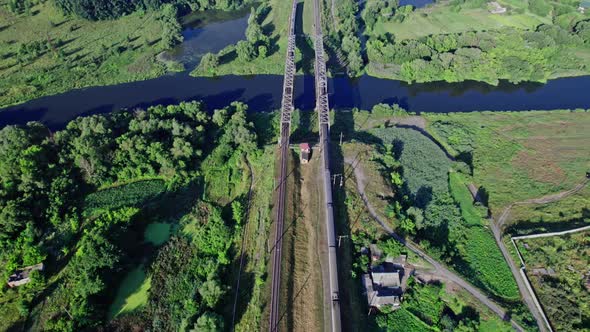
[[267, 0, 341, 331]]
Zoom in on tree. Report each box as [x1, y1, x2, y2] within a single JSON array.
[[236, 40, 255, 61], [198, 279, 224, 308], [231, 200, 244, 225], [246, 20, 264, 45], [191, 312, 224, 332], [161, 4, 183, 48], [200, 53, 219, 72], [258, 45, 267, 58]]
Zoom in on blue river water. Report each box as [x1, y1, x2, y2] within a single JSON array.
[[1, 73, 590, 130]]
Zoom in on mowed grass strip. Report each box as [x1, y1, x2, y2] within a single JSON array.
[[449, 171, 485, 226]]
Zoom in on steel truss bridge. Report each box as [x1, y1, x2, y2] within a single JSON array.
[[268, 0, 341, 330]]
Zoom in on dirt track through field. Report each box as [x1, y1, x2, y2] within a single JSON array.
[[343, 156, 526, 332], [491, 178, 589, 332]]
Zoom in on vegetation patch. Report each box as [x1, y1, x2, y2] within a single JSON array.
[[425, 110, 590, 213], [0, 1, 166, 107], [108, 265, 151, 319], [517, 231, 590, 331], [363, 0, 590, 84], [83, 180, 167, 215]]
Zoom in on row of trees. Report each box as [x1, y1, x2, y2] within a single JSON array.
[[367, 23, 590, 84]]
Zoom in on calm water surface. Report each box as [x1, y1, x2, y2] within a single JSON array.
[[160, 8, 251, 69], [2, 73, 590, 130], [400, 0, 434, 8]]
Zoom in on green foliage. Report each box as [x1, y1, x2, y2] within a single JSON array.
[[334, 0, 364, 75], [518, 232, 590, 331], [146, 236, 220, 331], [199, 52, 219, 72], [376, 307, 433, 332], [83, 180, 167, 215], [160, 4, 183, 48], [236, 40, 255, 61], [528, 0, 552, 17], [371, 127, 452, 204], [367, 23, 590, 84], [191, 311, 225, 332], [459, 227, 519, 300], [183, 202, 232, 264], [52, 0, 246, 20]]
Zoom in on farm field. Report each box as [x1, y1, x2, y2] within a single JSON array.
[[425, 110, 590, 214], [0, 1, 165, 108], [517, 231, 590, 331]]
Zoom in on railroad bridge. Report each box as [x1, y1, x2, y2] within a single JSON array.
[[268, 0, 341, 331]]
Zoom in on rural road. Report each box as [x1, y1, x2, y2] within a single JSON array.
[[491, 178, 589, 332], [344, 157, 526, 332]]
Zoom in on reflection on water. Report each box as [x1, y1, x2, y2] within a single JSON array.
[[1, 73, 590, 130], [159, 7, 252, 70]]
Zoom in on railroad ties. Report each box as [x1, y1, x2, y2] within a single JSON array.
[[269, 0, 298, 331], [312, 0, 342, 330]]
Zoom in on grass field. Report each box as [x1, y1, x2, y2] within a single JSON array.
[[0, 1, 165, 108], [367, 0, 551, 40], [425, 110, 590, 214], [517, 231, 590, 331], [108, 265, 151, 319], [507, 185, 590, 234]]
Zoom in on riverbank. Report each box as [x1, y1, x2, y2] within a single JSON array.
[[0, 2, 167, 108]]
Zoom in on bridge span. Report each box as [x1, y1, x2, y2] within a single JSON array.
[[312, 0, 342, 330], [268, 0, 297, 330]]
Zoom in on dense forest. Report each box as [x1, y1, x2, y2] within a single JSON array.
[[0, 100, 265, 331]]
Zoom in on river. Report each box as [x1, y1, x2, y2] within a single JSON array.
[[1, 4, 590, 130]]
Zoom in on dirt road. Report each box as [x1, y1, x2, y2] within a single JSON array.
[[344, 157, 525, 332], [491, 178, 589, 332]]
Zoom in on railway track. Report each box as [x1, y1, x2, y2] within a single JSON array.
[[268, 0, 298, 330], [311, 0, 342, 330]]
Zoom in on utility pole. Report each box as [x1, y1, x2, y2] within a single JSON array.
[[332, 174, 343, 187]]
